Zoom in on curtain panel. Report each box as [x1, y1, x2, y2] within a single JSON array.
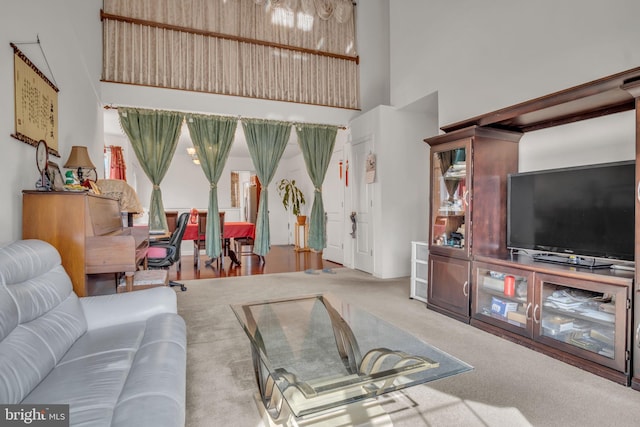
[[118, 107, 183, 231], [296, 124, 337, 251], [185, 113, 237, 259], [102, 0, 359, 109], [107, 145, 127, 180], [241, 118, 292, 256]]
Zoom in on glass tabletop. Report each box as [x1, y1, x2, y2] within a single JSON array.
[[231, 293, 472, 419]]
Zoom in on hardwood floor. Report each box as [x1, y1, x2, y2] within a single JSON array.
[[169, 244, 342, 281]]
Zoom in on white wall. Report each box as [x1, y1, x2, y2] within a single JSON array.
[[356, 0, 391, 111], [0, 0, 103, 244], [348, 103, 437, 278], [390, 0, 640, 126], [375, 106, 434, 278], [519, 111, 636, 172]]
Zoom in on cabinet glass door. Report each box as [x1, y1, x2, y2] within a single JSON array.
[[535, 274, 628, 372], [473, 263, 531, 336], [431, 143, 468, 256]]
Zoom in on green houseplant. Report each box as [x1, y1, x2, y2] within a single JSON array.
[[277, 178, 306, 224]]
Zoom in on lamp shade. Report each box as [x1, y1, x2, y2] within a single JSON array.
[[64, 146, 96, 169]]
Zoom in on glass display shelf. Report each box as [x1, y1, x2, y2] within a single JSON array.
[[540, 284, 616, 360], [431, 146, 467, 251], [475, 268, 529, 330]]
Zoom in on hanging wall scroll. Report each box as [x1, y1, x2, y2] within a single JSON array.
[[10, 42, 59, 156]]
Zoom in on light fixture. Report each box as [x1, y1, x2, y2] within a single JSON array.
[[186, 147, 199, 165], [64, 146, 96, 183]]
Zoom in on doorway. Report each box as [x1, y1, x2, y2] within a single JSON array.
[[351, 136, 374, 274]]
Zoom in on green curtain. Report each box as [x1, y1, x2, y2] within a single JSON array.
[[241, 118, 292, 256], [185, 113, 237, 259], [118, 108, 183, 231], [296, 124, 338, 251]]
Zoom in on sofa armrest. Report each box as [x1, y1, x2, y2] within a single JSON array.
[[79, 287, 178, 330]]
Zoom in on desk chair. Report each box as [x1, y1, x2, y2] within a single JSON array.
[[147, 212, 189, 291]]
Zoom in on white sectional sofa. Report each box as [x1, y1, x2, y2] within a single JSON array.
[[0, 239, 187, 426]]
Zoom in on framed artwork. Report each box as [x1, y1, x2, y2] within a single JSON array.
[[46, 161, 64, 191], [10, 43, 59, 156]]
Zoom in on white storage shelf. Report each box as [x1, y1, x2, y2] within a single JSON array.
[[411, 241, 429, 303]]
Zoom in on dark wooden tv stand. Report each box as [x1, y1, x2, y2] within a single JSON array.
[[472, 254, 633, 385], [424, 66, 640, 387]]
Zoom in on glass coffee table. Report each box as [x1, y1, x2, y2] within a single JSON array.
[[231, 293, 472, 423]]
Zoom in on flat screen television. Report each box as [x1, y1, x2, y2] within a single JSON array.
[[507, 160, 635, 267]]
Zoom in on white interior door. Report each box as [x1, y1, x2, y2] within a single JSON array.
[[323, 147, 344, 264], [352, 138, 374, 273]]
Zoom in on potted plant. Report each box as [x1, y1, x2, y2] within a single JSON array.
[[277, 178, 307, 224]]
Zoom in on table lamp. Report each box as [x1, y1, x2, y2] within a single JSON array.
[[64, 146, 96, 184]]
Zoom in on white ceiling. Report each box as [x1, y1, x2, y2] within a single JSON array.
[[103, 108, 301, 159]]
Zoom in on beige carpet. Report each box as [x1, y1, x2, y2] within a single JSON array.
[[176, 268, 640, 427]]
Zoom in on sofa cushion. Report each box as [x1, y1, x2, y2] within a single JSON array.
[[0, 240, 86, 404], [21, 313, 186, 427]]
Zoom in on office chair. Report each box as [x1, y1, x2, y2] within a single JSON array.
[[147, 211, 189, 291]]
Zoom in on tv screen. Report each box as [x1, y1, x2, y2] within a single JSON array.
[[507, 161, 635, 262]]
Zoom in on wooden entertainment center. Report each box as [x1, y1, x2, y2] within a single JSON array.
[[423, 66, 640, 387]]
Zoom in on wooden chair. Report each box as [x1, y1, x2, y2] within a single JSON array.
[[165, 211, 179, 233], [193, 211, 225, 270], [193, 212, 207, 270]]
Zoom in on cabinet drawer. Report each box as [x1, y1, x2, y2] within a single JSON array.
[[414, 242, 429, 262]]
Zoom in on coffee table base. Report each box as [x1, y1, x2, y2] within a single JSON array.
[[254, 392, 393, 427]]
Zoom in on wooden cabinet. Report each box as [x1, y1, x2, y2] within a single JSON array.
[[635, 287, 640, 390], [620, 80, 640, 391], [472, 257, 632, 385], [424, 126, 521, 322], [428, 254, 470, 322], [423, 67, 640, 387]]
